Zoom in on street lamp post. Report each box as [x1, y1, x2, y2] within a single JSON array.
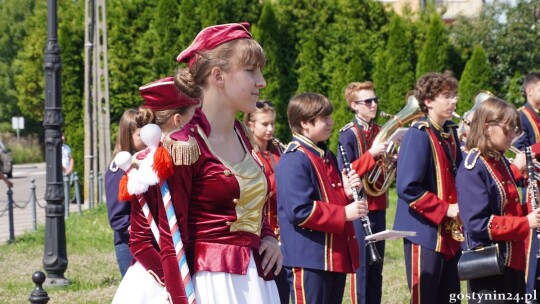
[[43, 0, 68, 286]]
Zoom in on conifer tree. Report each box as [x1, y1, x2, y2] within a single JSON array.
[[108, 0, 158, 118], [416, 13, 450, 76], [252, 1, 290, 141], [457, 45, 493, 115], [373, 15, 415, 119], [178, 0, 200, 51]]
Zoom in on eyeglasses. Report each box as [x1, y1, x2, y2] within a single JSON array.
[[353, 96, 379, 106], [256, 100, 274, 109], [438, 92, 459, 100], [488, 122, 521, 136]]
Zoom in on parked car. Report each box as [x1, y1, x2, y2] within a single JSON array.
[[0, 140, 13, 178]]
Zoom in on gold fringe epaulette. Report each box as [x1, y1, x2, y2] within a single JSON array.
[[285, 142, 300, 153], [464, 147, 481, 170], [162, 131, 200, 166], [239, 121, 259, 152], [339, 122, 353, 133], [413, 121, 429, 130]]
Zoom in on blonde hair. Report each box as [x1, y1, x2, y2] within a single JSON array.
[[243, 101, 276, 124]]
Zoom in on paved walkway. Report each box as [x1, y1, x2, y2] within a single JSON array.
[[0, 163, 94, 244]]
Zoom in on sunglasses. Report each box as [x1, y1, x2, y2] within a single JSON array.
[[354, 96, 379, 106], [256, 101, 274, 109]]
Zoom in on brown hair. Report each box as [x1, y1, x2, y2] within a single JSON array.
[[243, 100, 276, 124], [175, 39, 266, 99], [466, 97, 522, 155], [414, 71, 458, 114], [344, 81, 375, 106], [287, 92, 333, 134], [112, 109, 139, 157], [135, 106, 192, 128], [523, 72, 540, 95]]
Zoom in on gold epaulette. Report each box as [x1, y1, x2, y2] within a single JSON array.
[[339, 122, 354, 133], [412, 121, 429, 130], [518, 106, 525, 112], [162, 127, 200, 166], [284, 142, 300, 153], [238, 121, 259, 152], [464, 148, 481, 170]]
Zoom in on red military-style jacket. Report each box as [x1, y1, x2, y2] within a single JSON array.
[[159, 109, 276, 304], [254, 142, 282, 239]]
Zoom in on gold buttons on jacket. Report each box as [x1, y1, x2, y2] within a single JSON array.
[[224, 169, 231, 176]]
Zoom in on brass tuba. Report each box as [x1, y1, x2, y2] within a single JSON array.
[[362, 95, 424, 197]]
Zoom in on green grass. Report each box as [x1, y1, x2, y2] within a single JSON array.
[[0, 204, 119, 304], [0, 190, 464, 303]]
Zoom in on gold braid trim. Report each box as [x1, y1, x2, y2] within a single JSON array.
[[239, 121, 259, 152], [162, 134, 200, 166]]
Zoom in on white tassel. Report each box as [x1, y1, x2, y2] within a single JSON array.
[[127, 169, 149, 195]]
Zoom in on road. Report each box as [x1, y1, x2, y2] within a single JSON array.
[[0, 163, 90, 243]]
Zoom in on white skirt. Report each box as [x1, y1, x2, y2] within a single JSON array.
[[112, 261, 169, 304], [194, 254, 280, 304]]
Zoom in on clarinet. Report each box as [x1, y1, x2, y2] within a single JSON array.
[[525, 147, 540, 259], [338, 144, 382, 265]]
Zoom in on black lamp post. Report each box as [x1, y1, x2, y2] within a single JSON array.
[[42, 0, 68, 286]]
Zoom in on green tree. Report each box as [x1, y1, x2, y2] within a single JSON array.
[[457, 45, 493, 115], [416, 13, 450, 76], [506, 72, 525, 106], [13, 0, 84, 174], [252, 1, 291, 141], [373, 15, 415, 119], [322, 0, 389, 151], [108, 0, 158, 121], [177, 0, 201, 52], [0, 0, 36, 130]]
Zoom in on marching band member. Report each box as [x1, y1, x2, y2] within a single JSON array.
[[513, 72, 540, 297], [106, 109, 145, 278], [457, 96, 540, 303], [160, 22, 281, 304], [337, 81, 388, 304], [276, 92, 367, 304], [243, 100, 289, 303], [112, 77, 199, 303], [394, 71, 462, 304]]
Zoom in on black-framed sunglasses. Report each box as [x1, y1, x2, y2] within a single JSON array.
[[354, 96, 379, 106], [256, 100, 274, 109]]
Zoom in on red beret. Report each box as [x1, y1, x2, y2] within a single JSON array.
[[139, 77, 199, 111], [176, 22, 252, 67]]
